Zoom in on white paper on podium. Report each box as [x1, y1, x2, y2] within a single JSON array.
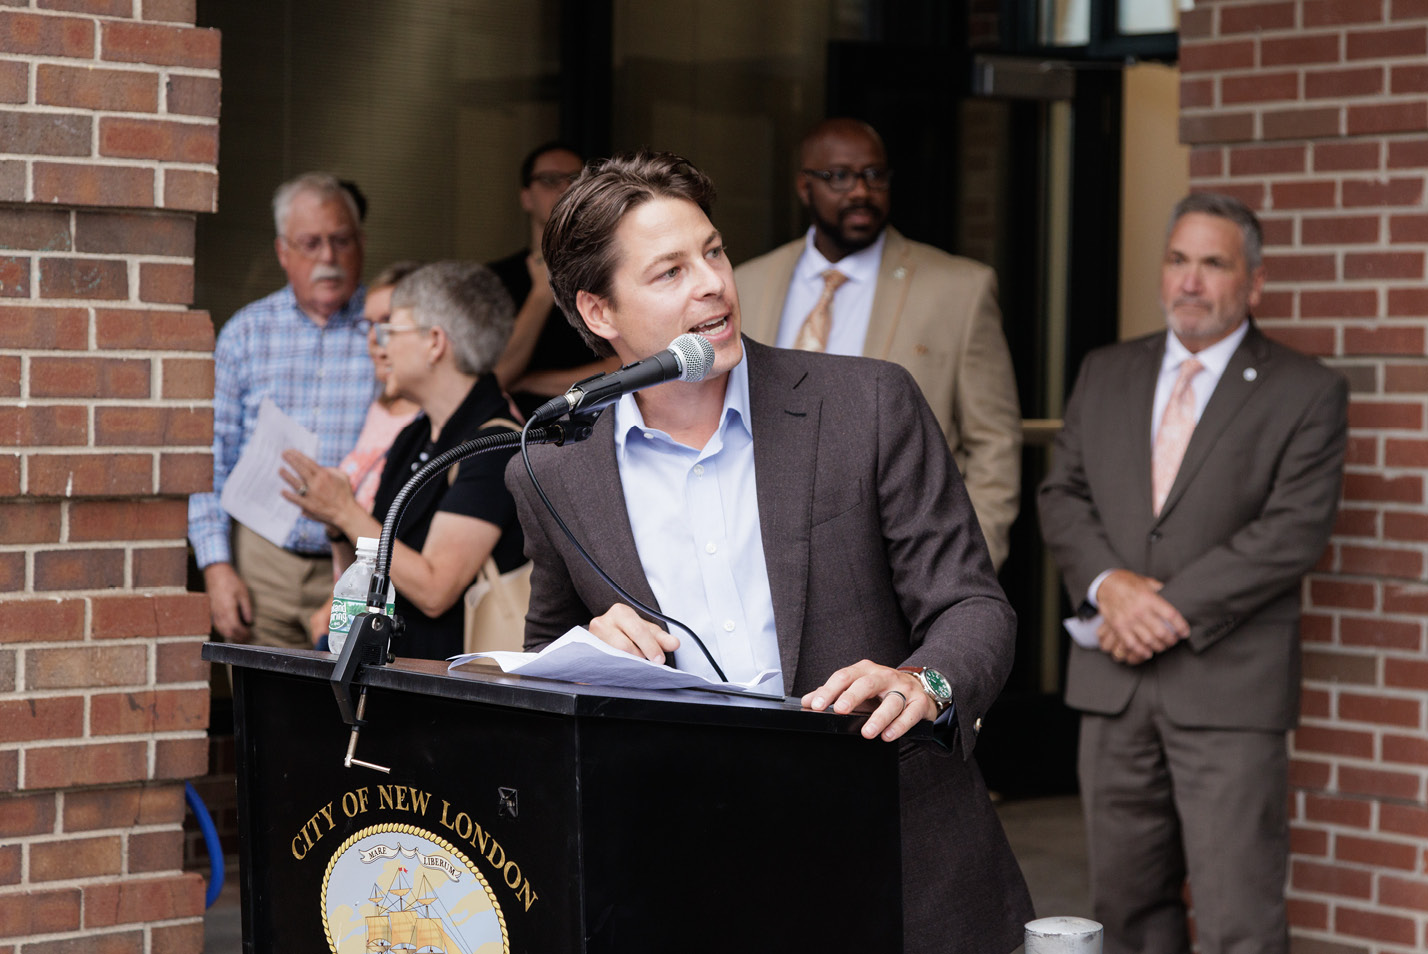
[[219, 398, 319, 547], [448, 626, 782, 697]]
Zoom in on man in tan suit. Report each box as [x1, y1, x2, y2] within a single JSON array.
[[735, 118, 1022, 568]]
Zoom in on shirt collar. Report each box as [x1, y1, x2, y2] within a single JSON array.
[[614, 349, 752, 458], [1163, 319, 1249, 379], [795, 226, 887, 288]]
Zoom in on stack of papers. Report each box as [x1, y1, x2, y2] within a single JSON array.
[[448, 627, 782, 698]]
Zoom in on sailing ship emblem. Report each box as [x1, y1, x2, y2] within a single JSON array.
[[322, 824, 509, 954]]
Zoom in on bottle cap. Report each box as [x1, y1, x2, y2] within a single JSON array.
[[355, 536, 379, 553]]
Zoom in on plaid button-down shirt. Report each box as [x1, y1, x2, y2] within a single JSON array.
[[188, 284, 376, 567]]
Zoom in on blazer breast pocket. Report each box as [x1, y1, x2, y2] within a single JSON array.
[[810, 476, 865, 527]]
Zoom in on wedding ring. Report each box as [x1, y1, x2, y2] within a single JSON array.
[[298, 484, 309, 497], [886, 689, 908, 710]]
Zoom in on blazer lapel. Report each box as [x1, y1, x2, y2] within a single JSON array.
[[747, 343, 817, 687], [552, 417, 661, 613], [863, 226, 913, 360], [1157, 326, 1267, 520], [1128, 335, 1163, 521]]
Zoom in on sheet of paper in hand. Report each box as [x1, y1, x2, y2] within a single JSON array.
[[220, 398, 318, 546]]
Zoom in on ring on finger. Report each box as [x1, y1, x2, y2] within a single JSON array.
[[886, 689, 908, 710], [298, 483, 309, 497]]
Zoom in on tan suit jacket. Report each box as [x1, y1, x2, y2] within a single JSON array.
[[735, 227, 1022, 568]]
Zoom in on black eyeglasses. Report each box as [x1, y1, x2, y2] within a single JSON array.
[[528, 172, 580, 189], [800, 167, 893, 193]]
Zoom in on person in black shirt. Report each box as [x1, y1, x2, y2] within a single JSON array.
[[282, 262, 525, 660], [489, 142, 619, 419]]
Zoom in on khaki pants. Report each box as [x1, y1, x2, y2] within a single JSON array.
[[233, 523, 333, 649]]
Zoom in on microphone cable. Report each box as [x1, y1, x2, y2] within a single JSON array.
[[518, 413, 729, 683]]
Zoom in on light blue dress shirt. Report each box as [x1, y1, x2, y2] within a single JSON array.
[[612, 356, 783, 692]]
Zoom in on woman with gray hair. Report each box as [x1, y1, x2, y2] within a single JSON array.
[[280, 261, 524, 659]]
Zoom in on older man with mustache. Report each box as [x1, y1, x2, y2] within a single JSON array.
[[189, 172, 377, 649]]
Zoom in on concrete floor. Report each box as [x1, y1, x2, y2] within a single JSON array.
[[202, 794, 1091, 952]]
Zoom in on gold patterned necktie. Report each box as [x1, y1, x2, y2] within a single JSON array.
[[792, 269, 849, 352], [1151, 357, 1204, 516]]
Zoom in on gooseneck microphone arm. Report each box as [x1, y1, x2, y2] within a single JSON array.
[[331, 419, 592, 737]]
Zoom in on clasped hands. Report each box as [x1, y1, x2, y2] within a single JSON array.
[[1095, 569, 1190, 666], [589, 603, 935, 742]]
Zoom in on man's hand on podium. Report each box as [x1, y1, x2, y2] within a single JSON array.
[[587, 602, 681, 665], [802, 660, 933, 742]]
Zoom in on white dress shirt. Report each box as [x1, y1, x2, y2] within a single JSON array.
[[773, 227, 888, 355], [612, 356, 783, 692]]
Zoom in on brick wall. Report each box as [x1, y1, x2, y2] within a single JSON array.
[[1181, 2, 1428, 952], [0, 1, 219, 950]]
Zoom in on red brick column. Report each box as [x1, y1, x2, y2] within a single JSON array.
[[1, 2, 219, 949], [1182, 3, 1428, 951]]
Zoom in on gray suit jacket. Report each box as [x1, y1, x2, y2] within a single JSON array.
[[735, 227, 1023, 568], [507, 339, 1033, 953], [1038, 325, 1348, 731]]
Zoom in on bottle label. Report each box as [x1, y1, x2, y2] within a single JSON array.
[[329, 597, 395, 638]]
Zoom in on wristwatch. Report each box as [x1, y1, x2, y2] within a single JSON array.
[[897, 666, 953, 714]]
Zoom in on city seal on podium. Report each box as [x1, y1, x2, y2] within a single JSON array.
[[321, 822, 509, 953]]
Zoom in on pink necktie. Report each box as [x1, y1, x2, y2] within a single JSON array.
[[1151, 357, 1203, 516], [792, 269, 848, 352]]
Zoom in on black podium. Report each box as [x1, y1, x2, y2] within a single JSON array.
[[206, 643, 904, 953]]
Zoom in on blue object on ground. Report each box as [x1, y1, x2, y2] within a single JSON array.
[[185, 780, 226, 908]]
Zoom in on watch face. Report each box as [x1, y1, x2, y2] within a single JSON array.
[[923, 668, 952, 700]]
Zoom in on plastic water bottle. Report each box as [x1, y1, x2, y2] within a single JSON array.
[[328, 536, 395, 655]]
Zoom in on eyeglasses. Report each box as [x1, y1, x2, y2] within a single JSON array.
[[528, 171, 580, 190], [800, 167, 893, 193], [373, 322, 425, 347], [283, 230, 361, 258]]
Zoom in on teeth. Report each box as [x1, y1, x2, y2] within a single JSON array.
[[693, 317, 726, 333]]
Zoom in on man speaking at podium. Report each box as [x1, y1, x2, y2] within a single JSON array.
[[505, 151, 1032, 953]]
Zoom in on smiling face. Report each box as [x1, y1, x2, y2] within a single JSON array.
[[1160, 211, 1264, 352], [575, 196, 742, 380], [373, 305, 434, 401], [797, 123, 891, 262]]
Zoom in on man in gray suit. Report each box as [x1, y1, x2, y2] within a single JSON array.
[[1039, 193, 1348, 954], [507, 151, 1033, 953]]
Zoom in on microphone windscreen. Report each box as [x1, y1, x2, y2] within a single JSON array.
[[670, 333, 717, 383]]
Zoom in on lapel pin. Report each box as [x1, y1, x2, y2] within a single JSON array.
[[1243, 368, 1257, 382]]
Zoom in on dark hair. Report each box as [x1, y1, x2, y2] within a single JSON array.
[[541, 150, 717, 357], [1169, 192, 1264, 273], [520, 141, 584, 187], [339, 179, 368, 222]]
